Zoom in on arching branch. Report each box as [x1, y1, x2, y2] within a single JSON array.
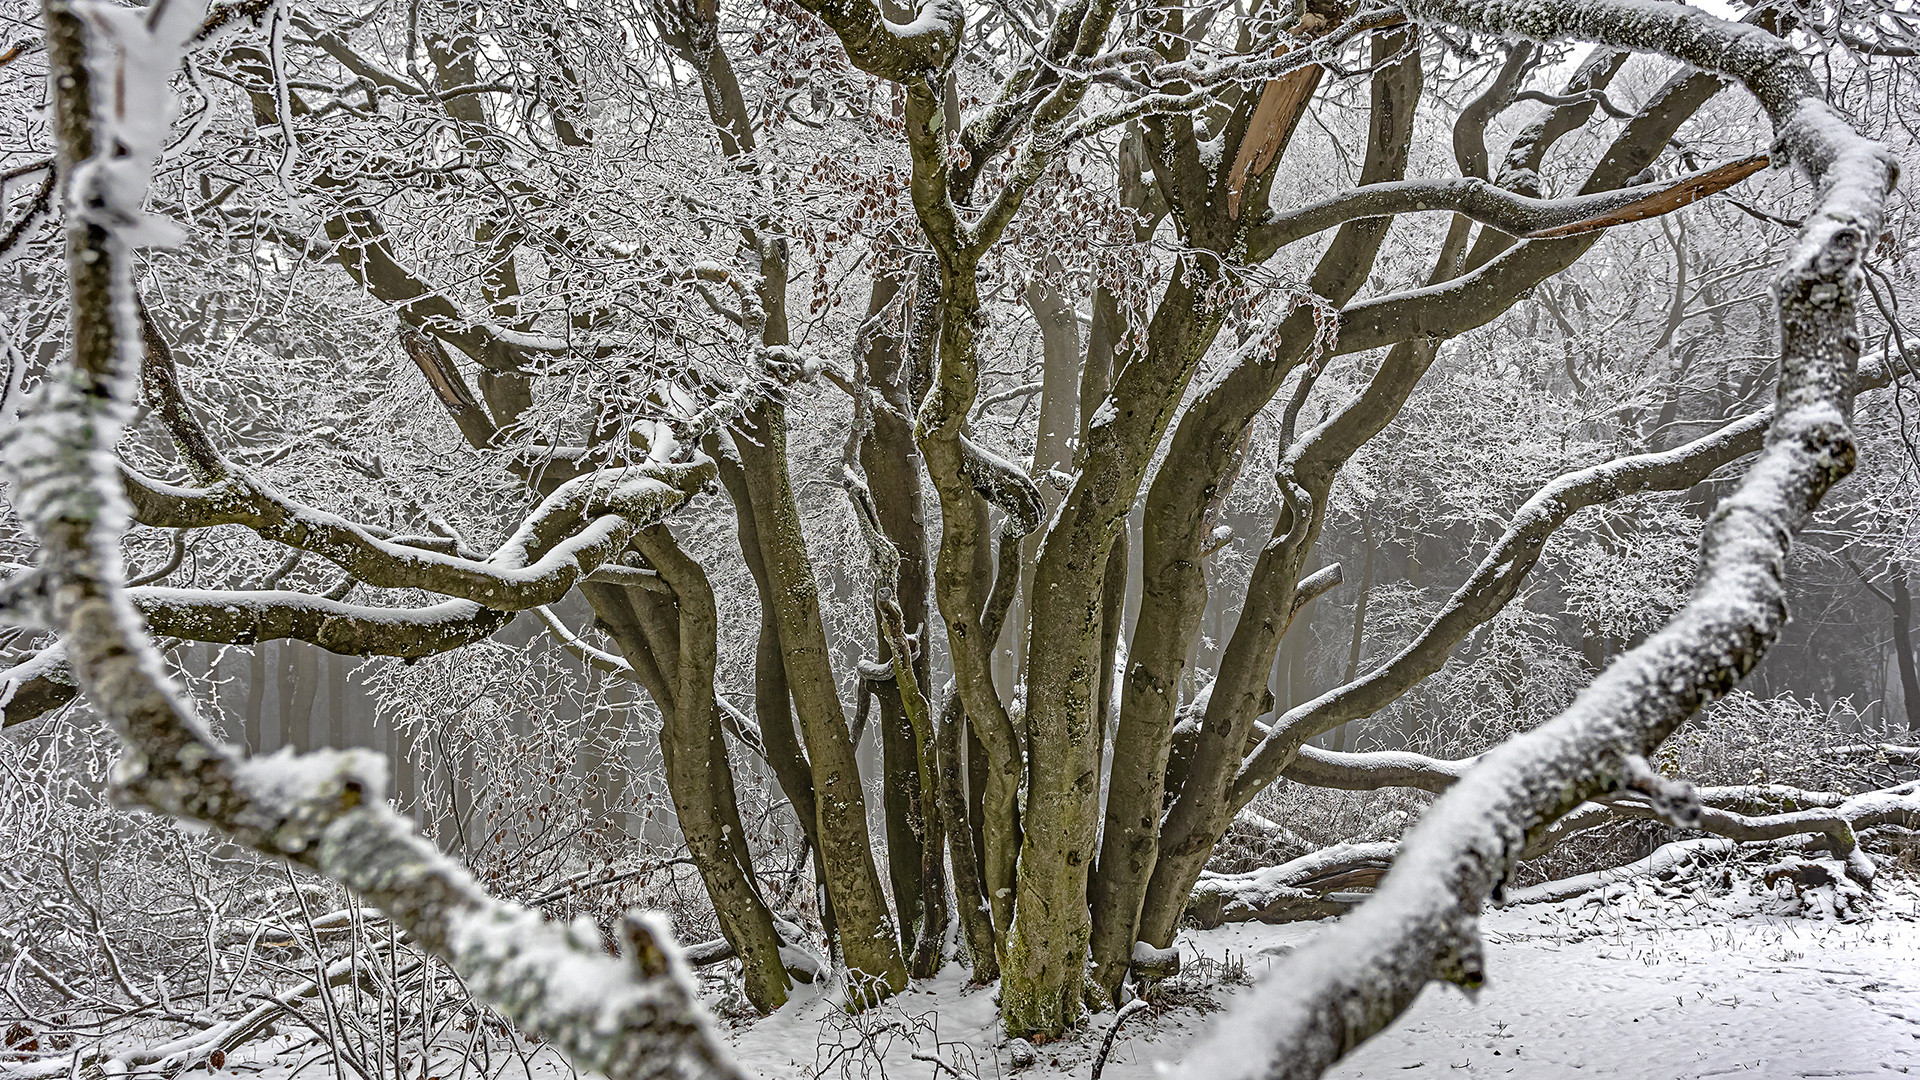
[[1248, 153, 1769, 253], [122, 452, 712, 611]]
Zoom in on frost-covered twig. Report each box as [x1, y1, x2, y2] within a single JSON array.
[[1067, 6, 1401, 138], [1090, 998, 1150, 1080]]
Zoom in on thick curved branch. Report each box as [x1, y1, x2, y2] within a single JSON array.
[[1593, 788, 1881, 879], [1280, 744, 1470, 793], [1454, 42, 1533, 181], [1235, 355, 1894, 806], [1495, 48, 1629, 198], [1317, 50, 1745, 353], [958, 433, 1045, 534], [1187, 842, 1397, 928], [0, 588, 520, 729], [123, 452, 711, 611], [0, 644, 78, 729], [1248, 154, 1768, 254], [1290, 563, 1344, 615], [310, 181, 542, 371], [132, 587, 517, 653]]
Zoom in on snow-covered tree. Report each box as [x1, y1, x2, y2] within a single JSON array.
[[1, 0, 1913, 1075]]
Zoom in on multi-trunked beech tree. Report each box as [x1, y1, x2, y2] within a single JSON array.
[[0, 0, 1910, 1071]]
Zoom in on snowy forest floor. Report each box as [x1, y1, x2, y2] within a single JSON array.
[[129, 856, 1920, 1080], [728, 862, 1920, 1080]]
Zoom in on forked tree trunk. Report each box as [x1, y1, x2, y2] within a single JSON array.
[[860, 264, 946, 971], [1133, 40, 1737, 964], [1089, 28, 1422, 998]]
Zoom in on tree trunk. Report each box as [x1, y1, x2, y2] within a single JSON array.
[[1007, 255, 1227, 1036], [1338, 510, 1376, 752], [919, 256, 1025, 974], [244, 644, 266, 755], [860, 264, 945, 970], [327, 650, 348, 750], [712, 447, 835, 941], [735, 401, 908, 998], [627, 526, 793, 1013], [1009, 269, 1084, 687], [1891, 575, 1919, 735], [936, 695, 998, 980]]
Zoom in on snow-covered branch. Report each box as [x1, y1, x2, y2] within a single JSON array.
[[1247, 154, 1769, 253], [123, 447, 712, 612], [1190, 781, 1919, 928], [0, 643, 76, 728]]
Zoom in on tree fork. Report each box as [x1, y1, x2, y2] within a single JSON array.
[[1090, 26, 1420, 996]]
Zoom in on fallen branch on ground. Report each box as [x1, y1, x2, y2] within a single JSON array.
[[1190, 781, 1920, 926]]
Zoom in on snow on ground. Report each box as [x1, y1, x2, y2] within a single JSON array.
[[727, 873, 1920, 1080]]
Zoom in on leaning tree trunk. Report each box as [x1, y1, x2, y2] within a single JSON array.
[[734, 400, 909, 998]]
